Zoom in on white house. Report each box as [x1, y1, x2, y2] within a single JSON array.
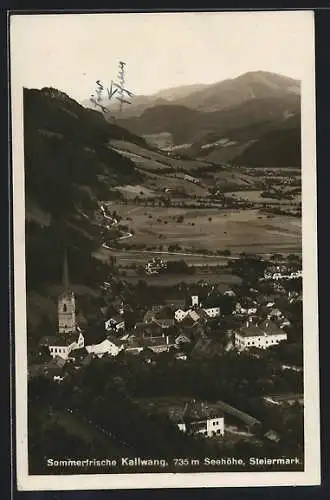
[[235, 320, 287, 351], [171, 400, 225, 438], [86, 338, 123, 358], [105, 316, 125, 332], [175, 308, 188, 322], [203, 307, 221, 318], [40, 331, 85, 361], [177, 416, 225, 437]]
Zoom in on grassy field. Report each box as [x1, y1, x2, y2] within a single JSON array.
[[140, 171, 209, 197], [226, 190, 301, 204], [110, 139, 209, 172], [120, 272, 241, 289], [108, 204, 302, 255]]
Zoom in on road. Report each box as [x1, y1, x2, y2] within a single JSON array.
[[102, 243, 237, 263]]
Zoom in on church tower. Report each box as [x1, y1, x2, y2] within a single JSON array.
[[58, 250, 76, 334]]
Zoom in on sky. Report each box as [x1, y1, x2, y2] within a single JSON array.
[[10, 11, 314, 102]]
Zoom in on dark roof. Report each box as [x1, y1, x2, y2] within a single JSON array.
[[181, 315, 197, 328], [202, 296, 221, 308], [195, 308, 211, 322], [69, 347, 88, 359], [143, 310, 156, 323], [155, 306, 175, 320], [165, 299, 186, 307], [39, 331, 81, 347], [184, 400, 221, 422], [154, 318, 175, 328], [106, 315, 124, 324], [135, 322, 164, 337], [125, 335, 171, 350], [106, 335, 124, 347], [47, 356, 66, 369], [237, 321, 285, 338]]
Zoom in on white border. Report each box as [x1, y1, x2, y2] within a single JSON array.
[[10, 10, 320, 490]]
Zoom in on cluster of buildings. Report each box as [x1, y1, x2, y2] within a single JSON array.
[[262, 264, 302, 281], [145, 257, 167, 275], [32, 254, 294, 384]]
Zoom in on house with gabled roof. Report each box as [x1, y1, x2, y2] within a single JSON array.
[[86, 336, 123, 358], [169, 399, 225, 438], [39, 330, 85, 360], [125, 334, 175, 355], [234, 319, 287, 351]]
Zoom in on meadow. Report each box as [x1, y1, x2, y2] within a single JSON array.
[[109, 204, 302, 256]]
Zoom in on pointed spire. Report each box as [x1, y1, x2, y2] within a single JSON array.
[[63, 248, 70, 291]]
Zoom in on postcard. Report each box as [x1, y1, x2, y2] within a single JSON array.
[[9, 10, 320, 490]]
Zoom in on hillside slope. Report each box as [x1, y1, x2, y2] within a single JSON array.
[[232, 114, 301, 167], [24, 87, 146, 292], [117, 93, 300, 147]]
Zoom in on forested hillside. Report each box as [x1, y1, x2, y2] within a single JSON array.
[[24, 87, 143, 291]]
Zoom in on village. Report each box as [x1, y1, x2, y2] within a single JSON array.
[[28, 242, 303, 450]]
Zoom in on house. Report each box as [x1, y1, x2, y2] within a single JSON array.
[[175, 351, 188, 361], [191, 295, 221, 318], [234, 320, 287, 351], [177, 307, 210, 325], [203, 306, 221, 318], [68, 347, 89, 363], [143, 306, 175, 329], [169, 400, 225, 438], [134, 321, 165, 338], [125, 335, 175, 355], [175, 308, 188, 322], [175, 332, 193, 344], [39, 331, 85, 360], [105, 315, 125, 332], [154, 318, 175, 329], [234, 302, 257, 316], [86, 337, 123, 358], [145, 257, 167, 275], [143, 305, 164, 323]]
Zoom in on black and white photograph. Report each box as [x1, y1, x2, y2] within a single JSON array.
[[10, 10, 320, 490]]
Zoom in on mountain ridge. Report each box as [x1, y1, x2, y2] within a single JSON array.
[[81, 70, 300, 118]]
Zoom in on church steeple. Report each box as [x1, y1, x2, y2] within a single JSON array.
[[58, 249, 76, 334]]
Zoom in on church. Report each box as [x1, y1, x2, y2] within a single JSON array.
[[39, 251, 85, 360]]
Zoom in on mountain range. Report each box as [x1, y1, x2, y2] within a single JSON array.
[[81, 71, 301, 167], [82, 70, 300, 117]]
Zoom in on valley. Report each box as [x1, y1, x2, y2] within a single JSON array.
[[24, 69, 304, 475]]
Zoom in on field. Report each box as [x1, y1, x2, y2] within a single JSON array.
[[108, 204, 302, 255], [110, 139, 209, 172], [120, 272, 241, 290], [226, 190, 301, 204]]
